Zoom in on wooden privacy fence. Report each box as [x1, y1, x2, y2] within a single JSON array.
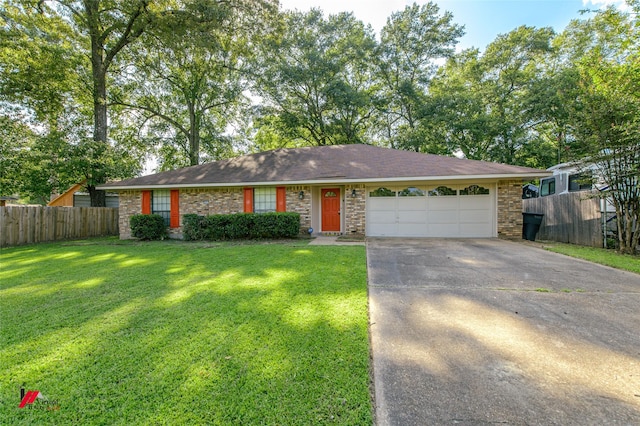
[[523, 191, 603, 247], [0, 206, 119, 248]]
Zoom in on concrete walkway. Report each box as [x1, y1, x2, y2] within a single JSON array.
[[308, 235, 365, 246], [367, 238, 640, 425]]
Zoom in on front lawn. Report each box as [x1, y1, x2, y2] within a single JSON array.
[[0, 239, 372, 424], [544, 242, 640, 274]]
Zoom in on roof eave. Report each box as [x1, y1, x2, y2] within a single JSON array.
[[98, 172, 551, 191]]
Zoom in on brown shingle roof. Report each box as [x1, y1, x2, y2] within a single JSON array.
[[99, 144, 549, 189]]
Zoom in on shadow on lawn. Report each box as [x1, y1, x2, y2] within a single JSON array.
[[0, 241, 372, 424]]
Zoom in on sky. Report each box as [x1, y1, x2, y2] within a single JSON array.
[[278, 0, 629, 51]]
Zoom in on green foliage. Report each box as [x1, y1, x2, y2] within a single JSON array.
[[0, 1, 147, 204], [249, 114, 307, 152], [130, 214, 168, 240], [251, 212, 300, 238], [377, 2, 463, 151], [256, 9, 379, 146], [117, 0, 278, 169], [183, 212, 300, 241], [429, 26, 557, 167], [555, 6, 640, 254]]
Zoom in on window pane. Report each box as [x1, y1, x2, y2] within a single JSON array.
[[254, 187, 276, 213], [569, 173, 592, 191], [152, 190, 171, 226], [460, 185, 489, 195], [540, 178, 555, 196], [428, 186, 456, 196], [369, 187, 396, 197], [398, 187, 425, 197]]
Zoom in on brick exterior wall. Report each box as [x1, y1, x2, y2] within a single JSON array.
[[117, 186, 312, 239], [497, 180, 523, 238], [285, 186, 312, 234], [118, 191, 141, 239], [344, 184, 366, 236], [180, 188, 244, 216]]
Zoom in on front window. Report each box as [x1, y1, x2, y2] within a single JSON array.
[[152, 190, 171, 226], [254, 187, 276, 213]]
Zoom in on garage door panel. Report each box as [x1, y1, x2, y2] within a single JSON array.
[[460, 209, 491, 223], [369, 198, 396, 209], [398, 198, 427, 211], [460, 223, 492, 237], [428, 210, 459, 224], [428, 224, 459, 237], [366, 185, 495, 238], [428, 198, 458, 209], [369, 210, 396, 224], [398, 210, 427, 223], [370, 223, 398, 236], [397, 223, 429, 236], [460, 196, 491, 209]]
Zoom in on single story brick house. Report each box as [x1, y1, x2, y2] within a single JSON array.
[[99, 144, 550, 239]]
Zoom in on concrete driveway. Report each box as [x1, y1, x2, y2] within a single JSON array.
[[367, 238, 640, 425]]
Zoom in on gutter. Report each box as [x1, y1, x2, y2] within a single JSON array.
[[98, 172, 552, 191]]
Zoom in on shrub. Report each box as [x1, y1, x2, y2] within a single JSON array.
[[182, 212, 300, 241], [130, 214, 167, 240], [251, 212, 300, 238], [182, 214, 208, 241]]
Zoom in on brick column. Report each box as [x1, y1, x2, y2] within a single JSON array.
[[497, 180, 523, 238], [117, 190, 142, 239], [286, 186, 312, 234], [344, 184, 366, 236]]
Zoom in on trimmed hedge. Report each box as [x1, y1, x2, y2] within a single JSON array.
[[130, 214, 167, 240], [183, 212, 300, 241]]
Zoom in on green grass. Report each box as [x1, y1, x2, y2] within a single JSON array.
[[544, 242, 640, 274], [0, 238, 372, 425]]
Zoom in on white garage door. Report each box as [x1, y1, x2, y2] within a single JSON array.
[[366, 184, 495, 237]]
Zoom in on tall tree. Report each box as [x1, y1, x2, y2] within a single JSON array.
[[480, 25, 556, 166], [376, 1, 463, 151], [7, 0, 159, 205], [1, 1, 92, 202], [558, 5, 640, 254], [428, 49, 494, 159], [255, 9, 379, 146], [428, 26, 556, 168], [116, 0, 277, 169]]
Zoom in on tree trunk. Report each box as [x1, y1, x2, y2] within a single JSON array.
[[87, 184, 107, 207], [188, 103, 200, 166], [88, 3, 108, 207]]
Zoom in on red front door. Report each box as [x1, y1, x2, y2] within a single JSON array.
[[321, 188, 340, 232]]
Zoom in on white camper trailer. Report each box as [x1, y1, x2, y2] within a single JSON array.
[[538, 162, 605, 197]]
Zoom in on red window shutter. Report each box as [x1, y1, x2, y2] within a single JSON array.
[[170, 190, 180, 228], [141, 191, 151, 214], [276, 187, 286, 212], [243, 187, 253, 213]]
